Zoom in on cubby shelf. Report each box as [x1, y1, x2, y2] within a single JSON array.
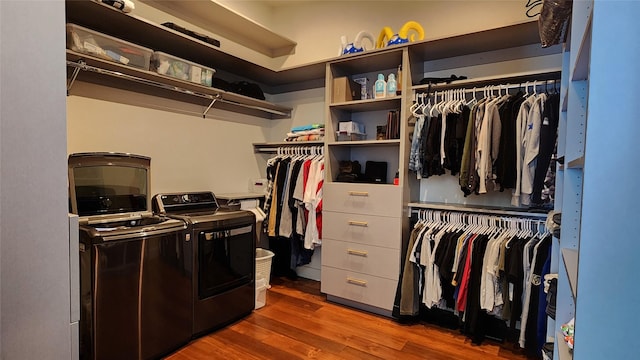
[[329, 97, 402, 112], [327, 139, 400, 147]]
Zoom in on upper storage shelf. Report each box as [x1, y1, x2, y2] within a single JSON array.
[[407, 21, 560, 85], [408, 21, 545, 62], [65, 0, 293, 119], [64, 0, 324, 89], [139, 0, 297, 58], [66, 51, 292, 119]]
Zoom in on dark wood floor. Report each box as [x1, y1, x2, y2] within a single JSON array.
[[166, 277, 531, 360]]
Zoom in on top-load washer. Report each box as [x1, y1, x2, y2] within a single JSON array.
[[153, 192, 256, 337], [69, 153, 191, 360]]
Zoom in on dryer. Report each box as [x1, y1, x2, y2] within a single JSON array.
[[153, 192, 256, 337]]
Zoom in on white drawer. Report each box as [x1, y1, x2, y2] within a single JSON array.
[[323, 183, 402, 217], [321, 266, 398, 311], [323, 211, 401, 249], [321, 239, 400, 280]]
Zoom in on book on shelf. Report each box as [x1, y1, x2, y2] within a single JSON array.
[[386, 110, 400, 140]]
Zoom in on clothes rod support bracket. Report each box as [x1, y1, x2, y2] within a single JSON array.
[[67, 60, 84, 95], [203, 94, 222, 118]]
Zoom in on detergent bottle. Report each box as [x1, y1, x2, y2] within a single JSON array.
[[387, 73, 397, 97], [374, 74, 386, 99]]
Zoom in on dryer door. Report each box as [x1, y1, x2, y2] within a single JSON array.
[[197, 223, 254, 299]]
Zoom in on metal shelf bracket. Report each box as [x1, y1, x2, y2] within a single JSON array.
[[67, 60, 84, 94], [203, 94, 221, 118]]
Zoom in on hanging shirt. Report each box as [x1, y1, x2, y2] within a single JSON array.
[[399, 223, 426, 316], [521, 93, 547, 206], [459, 102, 479, 195], [512, 95, 536, 206], [495, 92, 525, 190], [303, 158, 324, 249], [293, 159, 312, 237], [519, 235, 546, 348], [278, 158, 298, 237], [531, 93, 560, 206], [267, 160, 283, 236], [477, 97, 504, 194], [422, 227, 444, 309], [409, 115, 426, 175]]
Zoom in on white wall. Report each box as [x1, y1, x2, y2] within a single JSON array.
[[269, 87, 325, 141], [271, 0, 535, 67], [67, 83, 273, 195], [1, 0, 72, 359], [135, 1, 539, 69]]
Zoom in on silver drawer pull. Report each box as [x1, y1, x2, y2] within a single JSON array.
[[348, 191, 369, 197], [348, 220, 368, 227], [346, 277, 367, 286], [347, 249, 368, 256]]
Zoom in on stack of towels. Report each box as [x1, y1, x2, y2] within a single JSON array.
[[285, 124, 325, 142]]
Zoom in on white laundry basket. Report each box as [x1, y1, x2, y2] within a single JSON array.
[[255, 248, 274, 285], [255, 277, 268, 309], [255, 248, 274, 309]]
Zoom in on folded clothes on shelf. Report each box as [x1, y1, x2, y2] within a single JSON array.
[[561, 318, 574, 350], [291, 123, 325, 132], [285, 127, 325, 142]]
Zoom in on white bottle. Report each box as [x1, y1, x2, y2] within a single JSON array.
[[374, 73, 386, 99], [387, 73, 397, 97]]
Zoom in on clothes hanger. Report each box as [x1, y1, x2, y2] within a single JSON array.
[[430, 91, 441, 117], [417, 93, 430, 116], [422, 93, 433, 116], [456, 89, 465, 113], [410, 93, 421, 116], [466, 87, 478, 107]]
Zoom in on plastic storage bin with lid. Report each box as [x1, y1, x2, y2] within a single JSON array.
[[151, 51, 215, 87], [66, 23, 153, 70]]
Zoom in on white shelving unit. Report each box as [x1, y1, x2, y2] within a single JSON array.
[[319, 19, 561, 316], [321, 47, 407, 316], [552, 1, 592, 358], [553, 1, 640, 359]]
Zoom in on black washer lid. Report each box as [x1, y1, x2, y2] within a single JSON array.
[[68, 152, 151, 217]]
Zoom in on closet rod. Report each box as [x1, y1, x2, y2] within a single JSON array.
[[408, 202, 548, 219], [413, 70, 561, 93], [253, 141, 324, 153], [66, 60, 290, 117], [256, 145, 324, 154], [426, 80, 559, 96]]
